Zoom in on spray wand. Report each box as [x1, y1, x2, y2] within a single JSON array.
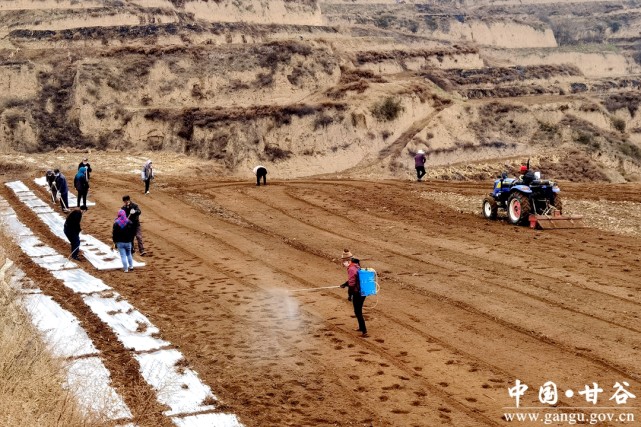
[[288, 285, 342, 293]]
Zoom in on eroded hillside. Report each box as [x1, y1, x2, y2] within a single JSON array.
[[1, 0, 641, 181]]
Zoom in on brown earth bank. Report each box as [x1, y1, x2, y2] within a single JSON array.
[[2, 163, 640, 426]]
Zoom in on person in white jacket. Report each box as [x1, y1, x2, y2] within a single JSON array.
[[142, 160, 154, 194]]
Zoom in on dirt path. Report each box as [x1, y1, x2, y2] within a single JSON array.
[[4, 172, 640, 426]]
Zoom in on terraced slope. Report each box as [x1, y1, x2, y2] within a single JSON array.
[[1, 0, 640, 181]]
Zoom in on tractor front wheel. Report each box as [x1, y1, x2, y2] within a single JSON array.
[[508, 193, 531, 225], [482, 197, 498, 220]]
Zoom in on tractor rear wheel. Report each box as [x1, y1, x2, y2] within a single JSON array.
[[553, 195, 563, 214], [482, 197, 498, 220], [507, 193, 531, 225]]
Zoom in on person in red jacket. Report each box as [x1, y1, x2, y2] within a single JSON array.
[[339, 249, 367, 337]]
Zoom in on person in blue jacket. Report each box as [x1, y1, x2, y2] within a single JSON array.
[[74, 166, 90, 209]]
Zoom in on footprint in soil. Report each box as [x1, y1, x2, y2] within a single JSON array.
[[382, 384, 402, 391], [376, 370, 384, 376], [466, 397, 477, 403], [374, 338, 384, 343], [438, 382, 449, 387], [438, 407, 451, 413], [379, 395, 389, 402], [413, 367, 423, 371]]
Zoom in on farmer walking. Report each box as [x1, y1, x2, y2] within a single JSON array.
[[121, 195, 146, 256], [54, 169, 70, 213], [78, 157, 92, 180], [45, 170, 57, 202], [112, 209, 136, 272], [142, 160, 154, 194], [414, 149, 427, 182], [63, 206, 87, 261], [339, 249, 367, 337], [254, 165, 267, 186]]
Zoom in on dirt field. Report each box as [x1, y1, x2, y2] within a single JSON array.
[[2, 164, 640, 426]]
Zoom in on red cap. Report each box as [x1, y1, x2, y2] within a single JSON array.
[[520, 165, 528, 172]]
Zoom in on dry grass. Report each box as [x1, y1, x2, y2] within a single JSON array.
[[0, 251, 108, 426], [0, 161, 28, 175]]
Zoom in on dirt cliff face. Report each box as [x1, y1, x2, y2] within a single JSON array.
[[1, 0, 640, 181]]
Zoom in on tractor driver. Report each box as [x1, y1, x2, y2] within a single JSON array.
[[519, 165, 536, 186]]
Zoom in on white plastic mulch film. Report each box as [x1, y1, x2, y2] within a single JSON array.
[[6, 181, 144, 270], [34, 176, 96, 206], [1, 260, 132, 421], [0, 195, 242, 426]]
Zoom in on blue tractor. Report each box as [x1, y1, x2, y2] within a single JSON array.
[[482, 171, 582, 228]]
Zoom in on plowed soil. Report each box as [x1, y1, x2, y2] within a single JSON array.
[[3, 169, 640, 426]]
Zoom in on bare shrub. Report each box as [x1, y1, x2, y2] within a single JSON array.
[[612, 117, 626, 133], [313, 114, 334, 130], [256, 41, 312, 72], [603, 93, 641, 116], [191, 84, 205, 100], [264, 145, 292, 162], [575, 131, 600, 151], [470, 102, 529, 139], [339, 69, 386, 85], [371, 97, 404, 122], [619, 141, 641, 161], [254, 72, 273, 87], [1, 98, 30, 109], [228, 79, 250, 90], [287, 65, 307, 86]]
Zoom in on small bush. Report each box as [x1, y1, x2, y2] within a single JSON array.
[[254, 72, 273, 87], [313, 114, 334, 130], [371, 97, 404, 122], [264, 145, 292, 161], [612, 117, 626, 133], [619, 141, 641, 160], [538, 121, 559, 134], [374, 15, 395, 29], [575, 131, 600, 151]]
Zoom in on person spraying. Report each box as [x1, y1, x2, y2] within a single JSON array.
[[339, 249, 367, 337]]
